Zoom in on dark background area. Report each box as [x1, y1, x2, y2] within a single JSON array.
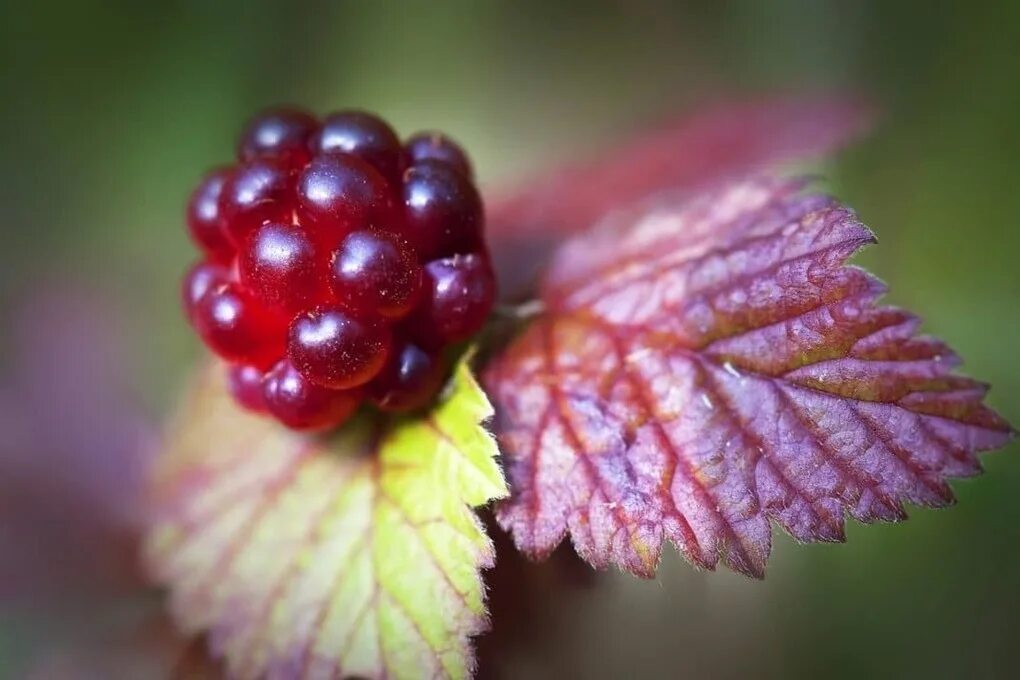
[[1, 2, 1017, 677]]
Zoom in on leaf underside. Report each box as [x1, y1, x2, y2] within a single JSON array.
[[144, 358, 507, 680], [486, 176, 1013, 579]]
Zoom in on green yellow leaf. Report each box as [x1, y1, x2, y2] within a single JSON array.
[[143, 356, 507, 679]]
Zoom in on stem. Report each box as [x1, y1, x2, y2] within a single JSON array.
[[493, 299, 545, 322]]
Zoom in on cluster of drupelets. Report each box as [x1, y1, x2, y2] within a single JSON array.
[[182, 109, 495, 430]]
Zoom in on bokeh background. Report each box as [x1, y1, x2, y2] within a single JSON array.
[[1, 1, 1018, 678]]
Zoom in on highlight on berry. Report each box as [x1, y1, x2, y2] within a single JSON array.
[[182, 108, 496, 431]]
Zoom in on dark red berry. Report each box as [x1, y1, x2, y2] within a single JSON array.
[[227, 363, 268, 412], [288, 306, 391, 389], [331, 230, 421, 320], [404, 132, 472, 178], [238, 107, 317, 168], [402, 160, 483, 260], [263, 359, 360, 431], [181, 260, 230, 321], [193, 282, 285, 367], [296, 154, 393, 244], [184, 110, 495, 428], [368, 342, 446, 413], [186, 168, 235, 263], [311, 111, 403, 184], [219, 160, 293, 246], [414, 254, 496, 347], [240, 222, 324, 312]]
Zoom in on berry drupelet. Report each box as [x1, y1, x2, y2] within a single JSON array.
[[181, 108, 496, 431]]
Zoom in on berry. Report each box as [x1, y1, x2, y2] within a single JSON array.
[[288, 306, 391, 389], [183, 108, 495, 429], [193, 282, 285, 367], [311, 111, 403, 184], [331, 230, 421, 319], [402, 160, 483, 260], [186, 168, 235, 263], [219, 159, 293, 246], [227, 363, 268, 412], [296, 154, 393, 244], [238, 107, 317, 168], [405, 132, 472, 178], [263, 359, 360, 431], [369, 342, 446, 413], [182, 261, 230, 321], [414, 254, 496, 347], [240, 222, 324, 312]]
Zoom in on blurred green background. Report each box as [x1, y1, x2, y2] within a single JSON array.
[[1, 1, 1017, 678]]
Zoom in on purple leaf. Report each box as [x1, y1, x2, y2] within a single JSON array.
[[485, 176, 1013, 578]]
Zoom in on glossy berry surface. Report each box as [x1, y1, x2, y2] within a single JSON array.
[[402, 160, 483, 260], [193, 282, 285, 367], [331, 230, 421, 319], [219, 159, 293, 246], [186, 168, 235, 263], [182, 260, 229, 321], [288, 307, 391, 389], [296, 154, 392, 243], [312, 111, 403, 185], [238, 107, 317, 168], [405, 132, 473, 178], [369, 342, 445, 413], [263, 359, 360, 431], [240, 222, 323, 312], [181, 108, 496, 429], [227, 363, 268, 412], [415, 254, 496, 346]]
